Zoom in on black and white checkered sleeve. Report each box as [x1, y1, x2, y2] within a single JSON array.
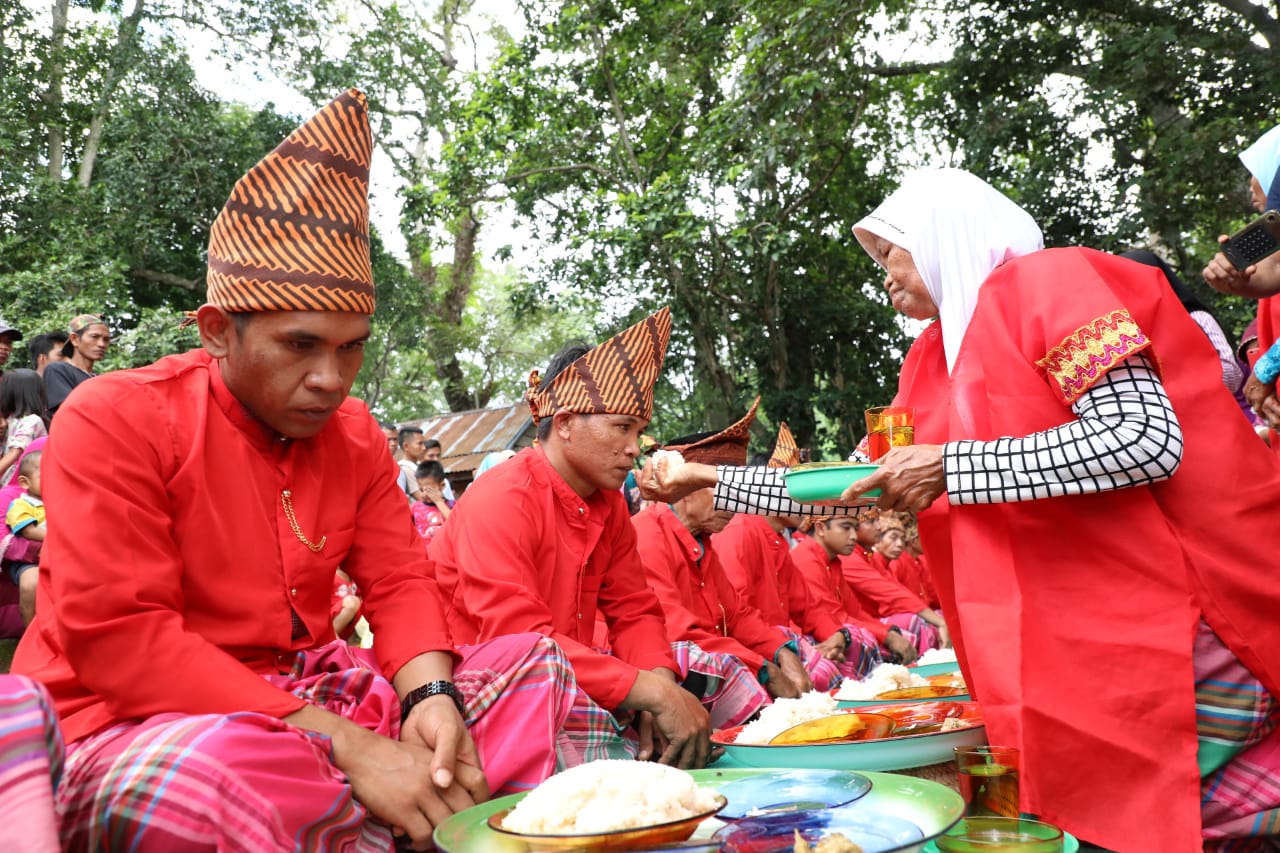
[[711, 466, 865, 518], [944, 353, 1183, 505]]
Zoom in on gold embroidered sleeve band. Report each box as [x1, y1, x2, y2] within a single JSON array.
[[1037, 308, 1153, 404]]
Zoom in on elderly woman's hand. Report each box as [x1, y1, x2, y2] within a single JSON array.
[[840, 445, 945, 512]]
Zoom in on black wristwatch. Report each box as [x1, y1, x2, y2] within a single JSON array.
[[401, 680, 466, 722], [838, 627, 853, 647]]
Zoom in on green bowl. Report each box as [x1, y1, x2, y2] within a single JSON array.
[[784, 462, 882, 504]]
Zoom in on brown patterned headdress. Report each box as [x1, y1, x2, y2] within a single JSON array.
[[876, 510, 906, 536], [525, 308, 672, 424], [205, 89, 375, 316], [767, 422, 800, 468], [664, 397, 760, 466]]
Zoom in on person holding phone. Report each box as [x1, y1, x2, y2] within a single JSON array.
[[1203, 124, 1280, 434]]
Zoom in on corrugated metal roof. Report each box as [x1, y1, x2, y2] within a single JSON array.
[[401, 403, 535, 475]]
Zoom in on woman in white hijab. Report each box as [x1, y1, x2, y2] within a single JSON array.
[[643, 168, 1280, 851], [838, 168, 1280, 852]]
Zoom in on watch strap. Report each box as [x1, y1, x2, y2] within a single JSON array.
[[400, 680, 466, 722]]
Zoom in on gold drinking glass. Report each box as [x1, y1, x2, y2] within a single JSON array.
[[864, 406, 915, 461], [954, 745, 1020, 818]]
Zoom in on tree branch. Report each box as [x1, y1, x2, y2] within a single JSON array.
[[129, 267, 201, 291], [588, 26, 644, 188], [856, 60, 948, 77]]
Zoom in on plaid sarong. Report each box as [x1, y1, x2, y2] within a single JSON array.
[[881, 612, 940, 656], [0, 674, 62, 853], [835, 622, 884, 681], [1197, 620, 1280, 850], [783, 628, 842, 691], [672, 640, 769, 729], [56, 633, 581, 851]]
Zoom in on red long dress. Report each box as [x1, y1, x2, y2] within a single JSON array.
[[895, 247, 1280, 851]]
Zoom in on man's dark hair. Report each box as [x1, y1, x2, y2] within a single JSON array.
[[229, 312, 255, 335], [535, 343, 590, 442], [415, 460, 446, 481], [423, 438, 442, 452], [662, 429, 715, 447], [379, 421, 396, 431], [747, 451, 771, 467], [398, 426, 423, 447], [28, 333, 64, 367]]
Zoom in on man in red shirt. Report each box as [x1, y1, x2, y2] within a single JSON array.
[[429, 309, 712, 769], [715, 424, 878, 686], [888, 512, 940, 610], [791, 516, 918, 665], [843, 510, 945, 653], [633, 403, 808, 725], [13, 90, 578, 851]]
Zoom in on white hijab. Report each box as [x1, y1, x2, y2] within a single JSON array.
[[853, 168, 1044, 371], [1240, 124, 1280, 194]]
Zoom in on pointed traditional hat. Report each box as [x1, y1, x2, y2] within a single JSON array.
[[664, 397, 760, 466], [526, 307, 672, 423], [205, 88, 375, 315], [767, 422, 801, 468]]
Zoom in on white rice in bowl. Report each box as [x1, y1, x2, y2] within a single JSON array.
[[915, 647, 958, 667], [500, 759, 722, 835], [833, 663, 928, 701], [734, 691, 839, 745]]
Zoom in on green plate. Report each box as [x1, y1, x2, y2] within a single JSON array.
[[910, 662, 961, 678], [434, 768, 965, 852], [784, 462, 881, 504]]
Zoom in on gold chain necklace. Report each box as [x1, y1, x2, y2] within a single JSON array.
[[281, 490, 326, 552]]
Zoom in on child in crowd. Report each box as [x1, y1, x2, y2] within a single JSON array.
[[0, 369, 49, 484], [330, 568, 362, 642], [411, 459, 452, 545], [6, 451, 45, 624]]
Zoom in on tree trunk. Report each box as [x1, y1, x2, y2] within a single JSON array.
[[44, 0, 69, 180], [411, 208, 487, 412], [77, 0, 146, 188]]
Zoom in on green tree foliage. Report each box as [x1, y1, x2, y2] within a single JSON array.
[[432, 0, 934, 453], [926, 0, 1280, 337]]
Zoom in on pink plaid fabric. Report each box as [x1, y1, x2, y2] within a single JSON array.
[[881, 612, 940, 656], [55, 634, 580, 851], [781, 628, 842, 691], [0, 675, 62, 853], [671, 640, 769, 729]]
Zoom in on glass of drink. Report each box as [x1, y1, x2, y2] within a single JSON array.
[[864, 406, 915, 461], [954, 745, 1020, 818]]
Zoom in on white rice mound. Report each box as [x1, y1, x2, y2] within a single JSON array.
[[500, 759, 721, 835], [734, 691, 839, 745], [915, 647, 958, 666], [833, 662, 928, 701]]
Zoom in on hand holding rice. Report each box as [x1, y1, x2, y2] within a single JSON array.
[[500, 760, 722, 834]]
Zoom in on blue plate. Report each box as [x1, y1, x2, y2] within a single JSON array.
[[715, 806, 925, 853], [909, 662, 960, 677], [716, 769, 873, 820]]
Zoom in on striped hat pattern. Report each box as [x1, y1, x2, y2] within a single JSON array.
[[665, 396, 760, 466], [526, 307, 672, 423], [767, 422, 800, 468], [206, 88, 375, 315]]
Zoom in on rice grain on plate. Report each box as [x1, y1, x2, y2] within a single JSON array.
[[735, 691, 839, 744], [500, 759, 721, 834], [833, 663, 928, 701]]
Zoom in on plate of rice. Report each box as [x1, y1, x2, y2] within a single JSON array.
[[434, 768, 966, 853], [835, 664, 969, 708], [712, 698, 986, 772], [486, 760, 726, 850], [909, 649, 961, 678]]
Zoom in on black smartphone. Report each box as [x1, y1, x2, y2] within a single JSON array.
[[1224, 210, 1280, 271]]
